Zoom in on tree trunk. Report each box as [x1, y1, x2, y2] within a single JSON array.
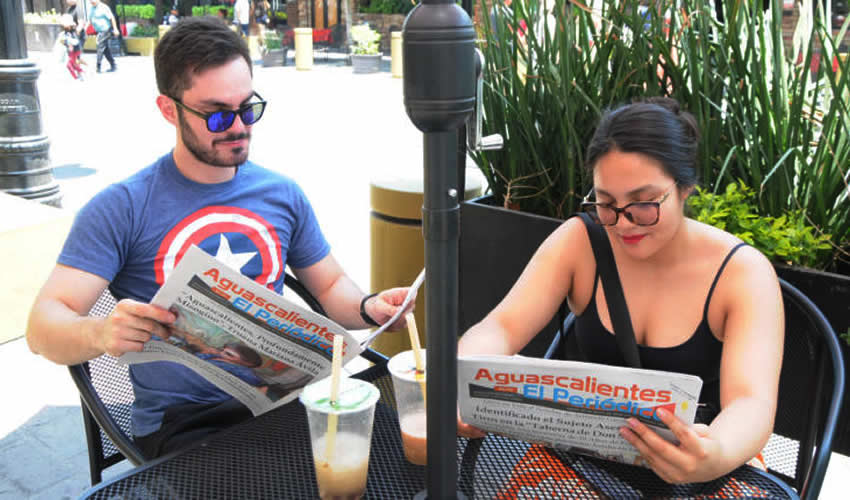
[[154, 0, 165, 26], [176, 0, 193, 18], [342, 0, 351, 48]]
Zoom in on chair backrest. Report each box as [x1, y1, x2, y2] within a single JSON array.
[[546, 278, 845, 500], [765, 278, 844, 500], [69, 274, 388, 485], [68, 290, 144, 485]]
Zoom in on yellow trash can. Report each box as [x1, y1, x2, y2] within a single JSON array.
[[294, 27, 313, 71], [369, 173, 482, 356], [391, 31, 403, 79]]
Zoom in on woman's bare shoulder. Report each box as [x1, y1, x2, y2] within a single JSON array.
[[688, 220, 778, 298]]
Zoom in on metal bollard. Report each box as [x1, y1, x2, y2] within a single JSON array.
[[294, 27, 313, 71], [391, 31, 403, 78]]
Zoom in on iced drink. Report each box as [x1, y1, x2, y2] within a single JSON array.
[[312, 432, 371, 500], [388, 350, 428, 466], [300, 377, 380, 500], [399, 409, 427, 465]]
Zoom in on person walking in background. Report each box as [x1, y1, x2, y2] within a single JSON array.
[[234, 0, 251, 37], [60, 14, 86, 80], [65, 0, 86, 56], [86, 0, 119, 73]]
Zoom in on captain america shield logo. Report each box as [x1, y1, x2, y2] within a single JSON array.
[[154, 206, 282, 288]]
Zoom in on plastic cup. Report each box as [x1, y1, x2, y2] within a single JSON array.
[[300, 377, 380, 500], [388, 349, 427, 465]]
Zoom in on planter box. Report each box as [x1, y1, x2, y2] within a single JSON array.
[[352, 53, 382, 74], [262, 48, 286, 67], [24, 24, 63, 52], [124, 37, 156, 56], [459, 195, 564, 357]]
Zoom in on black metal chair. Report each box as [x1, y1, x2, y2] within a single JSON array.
[[544, 278, 845, 500], [69, 273, 388, 485]]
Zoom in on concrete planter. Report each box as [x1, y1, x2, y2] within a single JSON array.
[[124, 37, 156, 56], [351, 53, 382, 74], [262, 49, 286, 67], [24, 24, 63, 52]]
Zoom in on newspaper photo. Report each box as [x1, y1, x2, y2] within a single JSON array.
[[458, 354, 702, 466], [119, 245, 363, 416]]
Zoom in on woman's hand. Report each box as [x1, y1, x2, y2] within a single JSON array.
[[457, 409, 486, 439], [619, 408, 728, 484]]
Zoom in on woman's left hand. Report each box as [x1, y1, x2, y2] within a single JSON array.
[[619, 408, 727, 484]]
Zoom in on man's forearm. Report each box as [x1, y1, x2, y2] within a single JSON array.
[[27, 298, 105, 365], [314, 275, 370, 330]]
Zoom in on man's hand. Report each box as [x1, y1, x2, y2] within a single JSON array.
[[365, 287, 415, 331], [94, 299, 176, 357]]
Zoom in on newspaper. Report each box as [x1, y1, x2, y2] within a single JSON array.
[[458, 354, 702, 466], [119, 245, 363, 416]]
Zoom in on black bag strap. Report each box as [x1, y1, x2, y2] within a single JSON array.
[[577, 213, 642, 368]]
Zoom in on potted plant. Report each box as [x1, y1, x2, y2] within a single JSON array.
[[261, 32, 286, 67], [350, 24, 382, 74], [125, 24, 159, 56], [23, 9, 64, 52]]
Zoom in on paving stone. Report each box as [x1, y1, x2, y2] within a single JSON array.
[[0, 432, 78, 497], [21, 406, 86, 462]]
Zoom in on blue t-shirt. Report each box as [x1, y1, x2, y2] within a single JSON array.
[[90, 4, 112, 33], [59, 152, 330, 436]]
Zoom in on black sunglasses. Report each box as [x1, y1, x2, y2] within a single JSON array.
[[580, 185, 675, 227], [171, 91, 267, 133]]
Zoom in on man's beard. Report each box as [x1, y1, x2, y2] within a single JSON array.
[[178, 109, 250, 168]]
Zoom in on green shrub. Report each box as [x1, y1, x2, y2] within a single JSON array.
[[475, 0, 850, 271], [118, 4, 156, 20], [130, 24, 159, 38], [203, 6, 233, 17], [360, 0, 414, 15], [689, 181, 832, 269], [138, 4, 155, 20], [192, 6, 205, 17], [265, 33, 283, 50]]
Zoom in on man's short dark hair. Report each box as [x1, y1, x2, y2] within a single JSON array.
[[154, 16, 252, 99]]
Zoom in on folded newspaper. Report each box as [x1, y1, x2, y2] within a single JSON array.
[[458, 354, 702, 466], [119, 245, 364, 416]]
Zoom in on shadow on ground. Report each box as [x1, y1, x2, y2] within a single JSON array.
[[0, 405, 131, 500]]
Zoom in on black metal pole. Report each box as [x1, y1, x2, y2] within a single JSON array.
[[0, 0, 28, 59], [0, 0, 60, 206], [403, 1, 475, 497]]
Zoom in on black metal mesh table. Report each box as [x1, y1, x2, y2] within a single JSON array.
[[81, 365, 799, 500]]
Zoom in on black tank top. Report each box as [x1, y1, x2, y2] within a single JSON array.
[[573, 242, 747, 421]]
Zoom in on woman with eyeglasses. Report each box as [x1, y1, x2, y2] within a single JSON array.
[[458, 98, 784, 484]]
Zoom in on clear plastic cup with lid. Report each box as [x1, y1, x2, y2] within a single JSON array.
[[388, 349, 427, 465], [300, 376, 380, 500]]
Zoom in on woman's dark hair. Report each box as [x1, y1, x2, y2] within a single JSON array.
[[154, 16, 252, 99], [585, 97, 700, 188]]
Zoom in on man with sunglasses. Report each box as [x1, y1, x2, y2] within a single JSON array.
[[26, 17, 413, 459]]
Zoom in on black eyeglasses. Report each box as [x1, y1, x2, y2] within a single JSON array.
[[581, 185, 676, 226], [170, 91, 267, 133]]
